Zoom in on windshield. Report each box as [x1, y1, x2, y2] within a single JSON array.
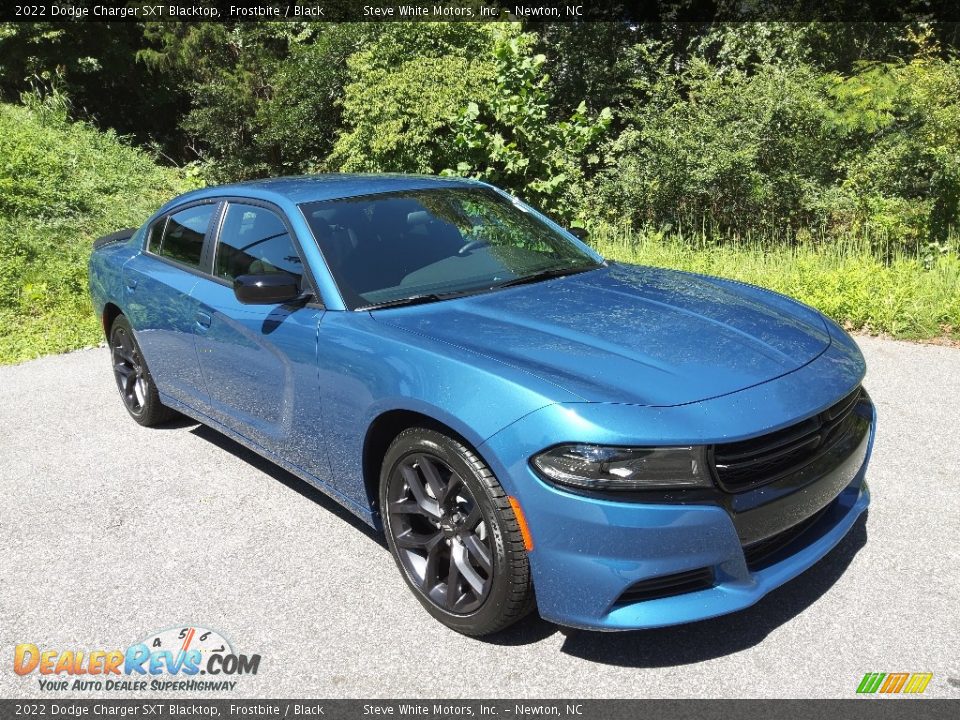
[[300, 187, 602, 309]]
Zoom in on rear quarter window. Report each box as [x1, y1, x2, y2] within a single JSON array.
[[146, 217, 167, 252], [151, 204, 215, 269]]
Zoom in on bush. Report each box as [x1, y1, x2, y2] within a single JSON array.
[[592, 57, 843, 238], [441, 29, 612, 221], [329, 23, 611, 222], [827, 52, 960, 248], [0, 101, 198, 363], [329, 23, 499, 174], [592, 36, 960, 251]]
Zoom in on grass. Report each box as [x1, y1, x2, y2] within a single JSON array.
[[0, 101, 198, 365], [593, 227, 960, 342]]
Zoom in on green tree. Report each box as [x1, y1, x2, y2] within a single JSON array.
[[256, 24, 373, 174], [139, 22, 297, 179], [443, 29, 612, 220], [827, 42, 960, 246], [329, 23, 499, 174], [596, 56, 841, 237], [0, 21, 186, 154], [331, 24, 611, 221]]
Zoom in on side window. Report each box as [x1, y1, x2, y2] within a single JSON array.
[[153, 204, 214, 268], [214, 203, 304, 285], [146, 217, 167, 251]]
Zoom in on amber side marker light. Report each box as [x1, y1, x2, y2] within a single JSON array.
[[508, 496, 534, 552]]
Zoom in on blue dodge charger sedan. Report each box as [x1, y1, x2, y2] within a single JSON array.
[[89, 174, 874, 635]]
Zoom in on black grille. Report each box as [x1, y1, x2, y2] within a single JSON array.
[[743, 504, 831, 571], [616, 567, 715, 605], [712, 387, 863, 493]]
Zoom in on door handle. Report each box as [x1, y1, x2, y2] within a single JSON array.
[[195, 311, 212, 328]]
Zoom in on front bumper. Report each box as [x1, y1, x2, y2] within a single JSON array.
[[553, 476, 869, 630], [480, 376, 876, 630]]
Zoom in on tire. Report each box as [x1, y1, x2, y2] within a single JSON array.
[[109, 314, 178, 427], [380, 427, 535, 636]]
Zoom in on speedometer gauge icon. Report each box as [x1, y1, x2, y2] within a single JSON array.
[[139, 625, 233, 666]]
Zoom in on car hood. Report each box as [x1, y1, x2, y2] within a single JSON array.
[[375, 263, 832, 406]]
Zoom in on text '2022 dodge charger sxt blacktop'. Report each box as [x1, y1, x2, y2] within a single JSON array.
[[89, 174, 874, 635]]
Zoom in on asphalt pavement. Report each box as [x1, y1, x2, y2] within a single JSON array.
[[1, 336, 958, 698]]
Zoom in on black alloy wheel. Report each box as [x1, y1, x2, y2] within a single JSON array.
[[381, 427, 535, 635], [109, 315, 177, 426], [387, 452, 493, 613], [112, 323, 147, 417]]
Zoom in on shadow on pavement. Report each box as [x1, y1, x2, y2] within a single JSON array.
[[482, 613, 561, 645], [153, 414, 202, 430], [555, 512, 869, 666], [178, 416, 868, 660], [188, 422, 387, 548], [181, 420, 559, 645]]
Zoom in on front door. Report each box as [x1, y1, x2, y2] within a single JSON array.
[[191, 201, 330, 482]]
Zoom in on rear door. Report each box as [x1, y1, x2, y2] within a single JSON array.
[[190, 200, 331, 482], [122, 201, 218, 408]]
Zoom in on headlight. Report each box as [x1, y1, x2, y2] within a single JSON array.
[[531, 444, 711, 491]]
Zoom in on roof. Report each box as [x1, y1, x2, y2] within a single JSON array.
[[159, 173, 483, 212]]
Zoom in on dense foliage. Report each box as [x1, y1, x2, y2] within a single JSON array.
[[0, 97, 196, 363], [5, 21, 959, 245], [0, 21, 958, 362], [5, 21, 959, 242]]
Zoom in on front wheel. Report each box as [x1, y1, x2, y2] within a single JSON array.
[[109, 315, 177, 426], [380, 427, 535, 636]]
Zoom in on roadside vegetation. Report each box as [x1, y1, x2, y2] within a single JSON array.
[[0, 98, 196, 364], [595, 228, 960, 341], [0, 21, 958, 363]]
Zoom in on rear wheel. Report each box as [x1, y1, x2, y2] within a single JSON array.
[[380, 427, 534, 636], [109, 315, 177, 426]]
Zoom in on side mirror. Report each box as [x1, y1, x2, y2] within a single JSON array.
[[569, 227, 590, 241], [233, 273, 301, 305]]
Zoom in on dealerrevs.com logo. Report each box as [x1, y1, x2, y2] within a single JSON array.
[[14, 626, 261, 692], [856, 672, 933, 695]]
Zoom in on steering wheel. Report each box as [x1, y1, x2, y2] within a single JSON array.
[[458, 239, 491, 255]]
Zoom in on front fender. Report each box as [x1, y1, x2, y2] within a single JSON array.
[[316, 311, 578, 511]]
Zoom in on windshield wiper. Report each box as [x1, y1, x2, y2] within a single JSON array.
[[359, 293, 445, 310], [359, 289, 476, 311], [360, 265, 598, 310], [492, 265, 596, 290]]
